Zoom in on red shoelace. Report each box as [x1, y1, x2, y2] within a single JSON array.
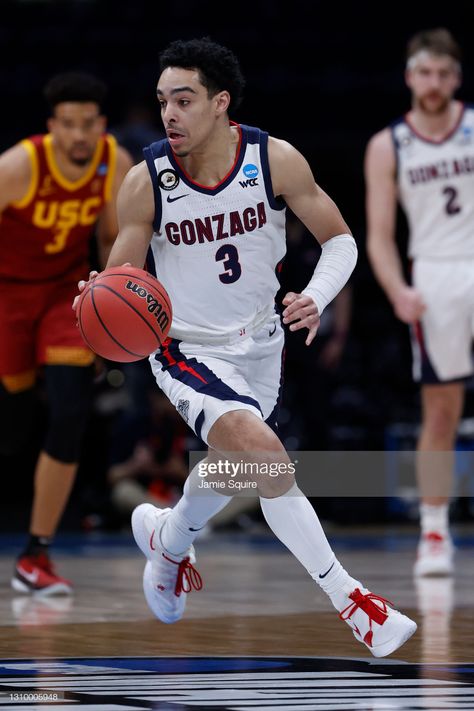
[[339, 588, 392, 645], [163, 554, 203, 597]]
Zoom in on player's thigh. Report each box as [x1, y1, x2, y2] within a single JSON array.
[[37, 281, 94, 367], [412, 260, 473, 381], [150, 338, 263, 445]]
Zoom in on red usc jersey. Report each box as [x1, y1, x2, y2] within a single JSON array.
[[0, 133, 117, 282]]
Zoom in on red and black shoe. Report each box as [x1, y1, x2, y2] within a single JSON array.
[[12, 553, 73, 596]]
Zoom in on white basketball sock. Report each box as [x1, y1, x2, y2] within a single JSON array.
[[260, 483, 361, 611], [160, 461, 232, 556], [420, 503, 449, 537]]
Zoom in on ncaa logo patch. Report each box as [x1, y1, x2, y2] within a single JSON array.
[[243, 163, 259, 179], [158, 169, 180, 191]]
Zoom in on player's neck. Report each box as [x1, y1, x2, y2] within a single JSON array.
[[49, 141, 92, 182], [408, 99, 463, 141], [178, 122, 239, 187]]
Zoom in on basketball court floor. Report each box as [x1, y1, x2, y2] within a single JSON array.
[[0, 523, 473, 710]]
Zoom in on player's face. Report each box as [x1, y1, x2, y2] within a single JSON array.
[[47, 102, 106, 166], [405, 53, 461, 115], [157, 67, 229, 156]]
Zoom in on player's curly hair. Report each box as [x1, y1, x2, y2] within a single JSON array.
[[44, 72, 107, 112], [159, 37, 245, 115]]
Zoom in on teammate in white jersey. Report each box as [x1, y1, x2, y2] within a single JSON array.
[[76, 37, 416, 656], [365, 28, 473, 576]]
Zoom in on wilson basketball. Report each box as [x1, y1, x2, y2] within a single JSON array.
[[76, 266, 172, 362]]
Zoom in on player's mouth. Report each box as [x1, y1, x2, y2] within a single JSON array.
[[167, 129, 186, 148]]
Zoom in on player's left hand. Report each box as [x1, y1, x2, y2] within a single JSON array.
[[282, 292, 320, 346]]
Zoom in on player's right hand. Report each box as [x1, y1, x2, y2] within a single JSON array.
[[392, 285, 426, 324]]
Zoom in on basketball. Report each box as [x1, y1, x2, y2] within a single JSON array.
[[76, 266, 172, 362]]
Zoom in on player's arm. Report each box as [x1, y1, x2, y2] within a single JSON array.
[[365, 128, 425, 323], [106, 160, 155, 268], [0, 143, 34, 213], [95, 146, 134, 267], [73, 162, 155, 310], [269, 137, 357, 345]]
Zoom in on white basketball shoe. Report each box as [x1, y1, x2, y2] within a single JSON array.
[[414, 532, 454, 577], [339, 587, 417, 657], [131, 503, 202, 623]]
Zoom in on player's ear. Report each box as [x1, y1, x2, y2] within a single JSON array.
[[215, 91, 230, 116], [97, 114, 107, 132], [46, 117, 55, 133]]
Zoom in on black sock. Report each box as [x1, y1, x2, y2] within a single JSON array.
[[23, 535, 52, 557]]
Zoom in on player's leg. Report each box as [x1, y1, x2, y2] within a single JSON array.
[[414, 382, 463, 576], [411, 259, 472, 576], [13, 364, 94, 595]]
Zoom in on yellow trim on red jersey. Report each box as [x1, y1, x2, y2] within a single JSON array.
[[43, 134, 104, 192], [11, 140, 39, 209], [44, 346, 95, 366], [103, 134, 118, 202]]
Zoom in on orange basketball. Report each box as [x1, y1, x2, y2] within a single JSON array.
[[76, 266, 172, 362]]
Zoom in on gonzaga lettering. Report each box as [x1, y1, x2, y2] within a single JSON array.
[[143, 124, 286, 342]]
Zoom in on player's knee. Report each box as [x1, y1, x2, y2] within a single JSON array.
[[0, 383, 35, 455], [43, 365, 94, 463], [423, 403, 459, 440]]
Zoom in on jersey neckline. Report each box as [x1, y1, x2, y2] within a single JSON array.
[[404, 102, 466, 145], [43, 134, 105, 191], [165, 122, 247, 195]]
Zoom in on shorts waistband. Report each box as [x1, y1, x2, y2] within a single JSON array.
[[168, 304, 276, 345]]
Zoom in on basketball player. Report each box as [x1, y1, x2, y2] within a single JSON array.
[[365, 28, 472, 576], [77, 38, 416, 656], [0, 72, 132, 594]]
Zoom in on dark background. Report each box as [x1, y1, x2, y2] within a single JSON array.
[[2, 0, 474, 531]]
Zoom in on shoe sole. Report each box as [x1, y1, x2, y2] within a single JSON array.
[[11, 578, 73, 597], [369, 618, 418, 658]]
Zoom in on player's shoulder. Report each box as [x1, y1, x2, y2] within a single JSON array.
[[267, 135, 305, 168], [365, 126, 396, 163], [0, 138, 35, 177]]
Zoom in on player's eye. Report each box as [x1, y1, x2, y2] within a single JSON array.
[[179, 100, 190, 106]]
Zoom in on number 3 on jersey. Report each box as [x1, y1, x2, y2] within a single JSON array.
[[216, 244, 242, 283]]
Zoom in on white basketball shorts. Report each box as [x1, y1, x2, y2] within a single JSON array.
[[150, 312, 284, 444], [411, 258, 474, 383]]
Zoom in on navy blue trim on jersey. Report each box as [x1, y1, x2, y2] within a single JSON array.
[[155, 339, 263, 414], [143, 143, 164, 232], [145, 246, 157, 277], [389, 117, 404, 180], [165, 125, 249, 195], [259, 131, 286, 211], [194, 409, 205, 440]]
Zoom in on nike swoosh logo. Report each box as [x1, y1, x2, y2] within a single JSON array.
[[167, 194, 189, 203], [189, 526, 204, 532], [318, 561, 335, 579], [268, 323, 277, 337], [17, 567, 39, 584], [149, 530, 156, 550]]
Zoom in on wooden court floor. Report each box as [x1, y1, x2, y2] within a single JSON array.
[[0, 524, 473, 709]]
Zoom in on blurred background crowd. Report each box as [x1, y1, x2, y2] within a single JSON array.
[[2, 0, 474, 534]]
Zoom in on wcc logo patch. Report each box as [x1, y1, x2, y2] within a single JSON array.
[[240, 163, 259, 188]]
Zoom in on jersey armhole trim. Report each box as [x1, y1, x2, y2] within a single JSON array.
[[103, 134, 118, 202], [143, 145, 162, 232], [259, 132, 286, 211], [389, 125, 400, 181], [11, 139, 39, 209]]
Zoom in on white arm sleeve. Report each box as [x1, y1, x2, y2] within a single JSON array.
[[302, 233, 357, 315]]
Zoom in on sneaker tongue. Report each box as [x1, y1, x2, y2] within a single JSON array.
[[350, 589, 388, 626]]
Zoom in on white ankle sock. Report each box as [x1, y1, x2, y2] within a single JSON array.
[[420, 503, 449, 537], [160, 463, 232, 555], [259, 483, 360, 610]]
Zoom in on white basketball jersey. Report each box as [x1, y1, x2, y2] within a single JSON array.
[[143, 124, 286, 342], [392, 104, 474, 258]]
